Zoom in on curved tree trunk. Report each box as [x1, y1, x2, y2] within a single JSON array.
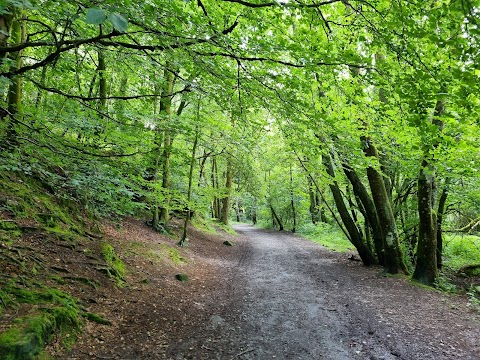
[[269, 203, 284, 231], [362, 137, 408, 274], [343, 164, 385, 265], [323, 152, 376, 266]]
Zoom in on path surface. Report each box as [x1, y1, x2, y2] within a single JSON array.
[[165, 224, 480, 360], [58, 222, 480, 359]]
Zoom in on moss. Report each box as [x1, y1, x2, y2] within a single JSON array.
[[8, 285, 78, 309], [44, 226, 78, 243], [0, 312, 59, 360], [160, 245, 187, 264], [175, 273, 189, 282], [82, 312, 112, 326], [0, 220, 19, 231], [101, 243, 126, 286], [0, 282, 83, 358], [0, 220, 21, 243], [0, 306, 81, 359]]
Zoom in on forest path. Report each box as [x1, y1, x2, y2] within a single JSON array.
[[57, 221, 480, 360], [168, 224, 480, 360]]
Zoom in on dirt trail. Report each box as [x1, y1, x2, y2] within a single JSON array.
[[56, 222, 480, 359], [226, 225, 480, 360]]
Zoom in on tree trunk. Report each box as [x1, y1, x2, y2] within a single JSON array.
[[413, 160, 438, 284], [269, 203, 284, 231], [0, 11, 14, 52], [362, 137, 407, 273], [308, 178, 317, 224], [436, 179, 449, 269], [158, 70, 174, 227], [235, 198, 241, 222], [343, 164, 385, 265], [179, 120, 199, 247], [114, 74, 128, 117], [221, 157, 232, 225], [413, 100, 445, 285], [98, 49, 107, 112], [290, 165, 297, 232], [3, 12, 25, 145], [211, 156, 221, 219], [323, 152, 376, 266]]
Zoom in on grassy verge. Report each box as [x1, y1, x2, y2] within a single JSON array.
[[297, 223, 354, 252], [443, 233, 480, 274]]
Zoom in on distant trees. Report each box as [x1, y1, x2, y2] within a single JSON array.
[[1, 0, 479, 285]]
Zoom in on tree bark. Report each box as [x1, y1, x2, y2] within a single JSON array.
[[308, 178, 319, 224], [436, 179, 449, 269], [269, 203, 284, 231], [362, 137, 407, 273], [413, 100, 445, 285], [221, 157, 233, 225], [323, 152, 376, 266], [290, 164, 297, 232], [3, 12, 25, 145], [179, 121, 199, 247], [413, 160, 438, 284], [158, 70, 174, 227], [343, 164, 385, 265], [211, 156, 221, 219]]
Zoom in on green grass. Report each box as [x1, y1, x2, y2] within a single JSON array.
[[126, 242, 187, 265], [297, 222, 354, 252], [190, 216, 236, 235], [160, 244, 187, 264], [443, 233, 480, 273], [190, 217, 217, 234]]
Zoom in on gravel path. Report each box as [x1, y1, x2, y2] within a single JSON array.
[[199, 224, 480, 360], [56, 221, 480, 359]]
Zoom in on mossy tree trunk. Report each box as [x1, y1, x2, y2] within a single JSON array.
[[436, 179, 449, 269], [362, 137, 407, 273], [323, 152, 376, 266], [413, 100, 445, 285], [343, 163, 385, 265], [3, 11, 25, 145]]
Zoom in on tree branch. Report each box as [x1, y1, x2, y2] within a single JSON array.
[[222, 0, 342, 8]]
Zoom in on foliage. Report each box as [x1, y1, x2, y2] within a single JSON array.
[[0, 0, 479, 287], [297, 222, 354, 253], [443, 234, 480, 273]]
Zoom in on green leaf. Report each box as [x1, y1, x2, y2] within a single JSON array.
[[108, 13, 128, 32], [86, 8, 106, 25]]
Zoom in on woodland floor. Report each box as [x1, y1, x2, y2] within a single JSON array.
[[47, 220, 480, 360]]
